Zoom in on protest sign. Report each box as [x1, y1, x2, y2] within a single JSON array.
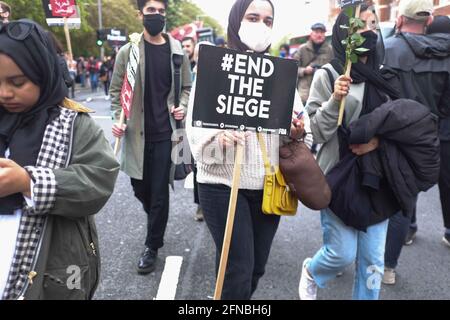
[[192, 45, 298, 136], [41, 0, 81, 29]]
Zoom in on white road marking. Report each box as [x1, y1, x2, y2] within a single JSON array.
[[155, 256, 183, 300]]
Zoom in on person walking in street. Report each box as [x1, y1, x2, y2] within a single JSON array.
[[110, 0, 192, 275], [186, 0, 312, 300], [182, 36, 197, 72], [99, 56, 112, 100], [382, 0, 450, 285], [0, 20, 119, 300], [182, 35, 204, 221], [279, 43, 291, 58], [88, 56, 100, 93], [293, 22, 333, 105], [0, 1, 10, 24], [427, 15, 450, 249], [300, 5, 400, 300]]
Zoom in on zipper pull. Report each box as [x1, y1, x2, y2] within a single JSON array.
[[28, 271, 37, 285], [90, 242, 97, 256]]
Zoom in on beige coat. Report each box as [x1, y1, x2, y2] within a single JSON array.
[[294, 40, 333, 103], [110, 33, 192, 183]]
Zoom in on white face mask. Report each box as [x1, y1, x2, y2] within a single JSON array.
[[238, 21, 273, 52]]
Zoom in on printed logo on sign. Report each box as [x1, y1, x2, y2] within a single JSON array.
[[279, 128, 287, 135]]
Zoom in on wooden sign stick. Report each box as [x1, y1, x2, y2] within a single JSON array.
[[114, 109, 125, 156], [214, 142, 244, 300]]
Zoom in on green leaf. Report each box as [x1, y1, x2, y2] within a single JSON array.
[[355, 18, 366, 29], [340, 24, 350, 29], [356, 37, 366, 46], [344, 6, 355, 18], [355, 48, 370, 53], [341, 40, 348, 45], [351, 33, 363, 41], [350, 53, 358, 64]]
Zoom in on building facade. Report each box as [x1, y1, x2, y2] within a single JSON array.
[[329, 0, 449, 23]]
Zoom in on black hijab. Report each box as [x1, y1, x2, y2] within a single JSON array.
[[227, 0, 274, 52], [0, 20, 67, 214], [330, 7, 399, 117]]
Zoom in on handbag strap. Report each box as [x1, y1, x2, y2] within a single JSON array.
[[256, 133, 274, 175]]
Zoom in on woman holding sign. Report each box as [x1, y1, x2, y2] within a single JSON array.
[[187, 0, 312, 300], [300, 5, 400, 300]]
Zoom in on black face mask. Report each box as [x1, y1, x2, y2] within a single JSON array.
[[357, 30, 378, 56], [143, 14, 166, 36]]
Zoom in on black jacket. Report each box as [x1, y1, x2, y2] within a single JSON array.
[[326, 99, 440, 231], [384, 32, 450, 139]]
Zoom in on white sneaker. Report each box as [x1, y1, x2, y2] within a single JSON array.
[[382, 268, 396, 285], [299, 258, 317, 300]]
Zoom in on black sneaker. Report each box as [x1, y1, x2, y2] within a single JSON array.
[[404, 227, 417, 246], [443, 234, 450, 248], [137, 247, 158, 274]]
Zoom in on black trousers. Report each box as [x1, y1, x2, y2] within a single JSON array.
[[131, 140, 172, 250], [409, 140, 450, 229], [385, 140, 450, 268], [439, 140, 450, 229], [198, 183, 280, 300]]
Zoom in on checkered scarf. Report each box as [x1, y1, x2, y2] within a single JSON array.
[[2, 108, 77, 300]]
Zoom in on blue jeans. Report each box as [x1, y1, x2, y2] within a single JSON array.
[[308, 208, 388, 300]]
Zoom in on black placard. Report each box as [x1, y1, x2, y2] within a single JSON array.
[[192, 46, 298, 136]]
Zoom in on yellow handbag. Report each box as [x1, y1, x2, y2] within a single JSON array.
[[257, 133, 298, 216]]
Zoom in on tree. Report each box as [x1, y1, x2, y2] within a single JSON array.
[[166, 0, 224, 36], [9, 0, 223, 57]]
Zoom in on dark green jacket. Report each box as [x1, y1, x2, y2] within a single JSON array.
[[13, 110, 119, 300]]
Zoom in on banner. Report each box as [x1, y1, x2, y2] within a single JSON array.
[[41, 0, 81, 29], [192, 46, 297, 136], [120, 34, 141, 120], [106, 28, 128, 47]]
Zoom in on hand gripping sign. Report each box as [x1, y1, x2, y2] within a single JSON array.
[[192, 45, 298, 300]]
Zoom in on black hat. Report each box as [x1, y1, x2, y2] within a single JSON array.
[[311, 22, 326, 32]]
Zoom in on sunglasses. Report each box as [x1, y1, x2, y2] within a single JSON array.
[[0, 21, 35, 41]]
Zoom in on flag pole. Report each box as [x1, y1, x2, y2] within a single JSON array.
[[63, 17, 73, 60], [114, 109, 125, 156]]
